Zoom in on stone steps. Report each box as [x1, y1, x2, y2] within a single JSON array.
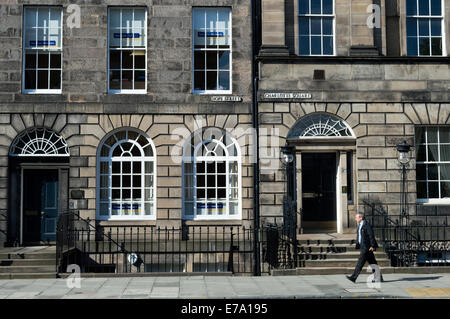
[[299, 251, 386, 260], [0, 253, 56, 260], [0, 273, 58, 279], [0, 259, 56, 266], [0, 265, 56, 273]]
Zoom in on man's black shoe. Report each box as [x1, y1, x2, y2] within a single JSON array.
[[346, 275, 356, 283]]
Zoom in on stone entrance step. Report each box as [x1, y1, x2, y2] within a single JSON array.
[[0, 246, 57, 279]]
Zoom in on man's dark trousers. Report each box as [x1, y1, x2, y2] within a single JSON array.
[[350, 249, 379, 280]]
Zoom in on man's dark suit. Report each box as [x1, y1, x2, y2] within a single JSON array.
[[349, 219, 381, 281]]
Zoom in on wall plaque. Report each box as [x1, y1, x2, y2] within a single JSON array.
[[263, 92, 312, 99], [211, 96, 243, 102]]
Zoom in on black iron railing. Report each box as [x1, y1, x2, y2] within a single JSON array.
[[364, 201, 450, 267], [56, 210, 257, 275]]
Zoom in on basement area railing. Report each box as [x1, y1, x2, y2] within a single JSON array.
[[364, 201, 450, 267]]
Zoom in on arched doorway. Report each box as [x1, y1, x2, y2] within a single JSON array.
[[9, 128, 70, 245], [287, 113, 356, 234]]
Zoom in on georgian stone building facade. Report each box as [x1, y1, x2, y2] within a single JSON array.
[[257, 0, 450, 233], [0, 0, 253, 246]]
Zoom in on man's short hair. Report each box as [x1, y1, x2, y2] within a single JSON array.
[[356, 212, 365, 219]]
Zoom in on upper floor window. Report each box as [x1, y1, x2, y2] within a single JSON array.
[[108, 7, 147, 93], [406, 0, 445, 56], [416, 126, 450, 203], [97, 129, 156, 220], [23, 7, 62, 93], [182, 128, 241, 220], [192, 8, 232, 94], [298, 0, 335, 56]]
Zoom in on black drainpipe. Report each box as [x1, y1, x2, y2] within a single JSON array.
[[251, 0, 261, 276]]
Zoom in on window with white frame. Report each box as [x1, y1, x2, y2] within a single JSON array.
[[406, 0, 445, 56], [97, 129, 156, 219], [183, 128, 241, 220], [108, 7, 147, 93], [298, 0, 335, 55], [23, 7, 62, 93], [192, 8, 232, 94], [416, 126, 450, 203]]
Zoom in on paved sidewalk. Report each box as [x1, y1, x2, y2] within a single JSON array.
[[0, 273, 449, 299]]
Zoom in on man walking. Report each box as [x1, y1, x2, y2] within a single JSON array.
[[346, 212, 383, 283]]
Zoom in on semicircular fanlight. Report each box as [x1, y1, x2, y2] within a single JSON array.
[[9, 128, 70, 157], [288, 113, 354, 139]]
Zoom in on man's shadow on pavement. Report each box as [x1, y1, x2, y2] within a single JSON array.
[[381, 276, 442, 283]]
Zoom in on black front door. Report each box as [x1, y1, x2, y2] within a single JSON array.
[[301, 153, 336, 229], [23, 169, 59, 244]]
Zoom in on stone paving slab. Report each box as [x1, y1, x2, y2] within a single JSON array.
[[0, 274, 449, 299]]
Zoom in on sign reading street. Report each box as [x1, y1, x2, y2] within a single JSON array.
[[263, 92, 312, 99]]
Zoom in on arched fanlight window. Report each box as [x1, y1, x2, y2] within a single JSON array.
[[9, 128, 69, 157], [182, 127, 241, 220], [287, 113, 355, 139], [97, 128, 156, 220]]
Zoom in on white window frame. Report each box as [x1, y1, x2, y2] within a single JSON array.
[[298, 0, 336, 56], [22, 6, 63, 94], [192, 7, 232, 95], [182, 129, 241, 220], [406, 0, 446, 56], [96, 128, 157, 220], [416, 126, 450, 205], [107, 7, 147, 94]]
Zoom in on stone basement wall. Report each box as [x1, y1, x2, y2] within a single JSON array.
[[258, 102, 450, 228], [0, 112, 255, 244]]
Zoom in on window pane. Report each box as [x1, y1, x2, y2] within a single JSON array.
[[417, 182, 427, 198], [24, 70, 36, 90], [38, 52, 49, 68], [311, 0, 321, 14], [206, 9, 217, 30], [110, 71, 120, 90], [218, 51, 229, 70], [299, 36, 310, 55], [415, 127, 426, 144], [49, 70, 61, 89], [428, 145, 438, 161], [194, 71, 205, 91], [37, 70, 48, 89], [122, 50, 133, 69], [441, 182, 450, 198], [24, 29, 37, 48], [416, 164, 426, 180], [25, 8, 37, 28], [407, 37, 418, 55], [299, 17, 310, 35], [419, 0, 429, 15], [323, 18, 333, 35], [25, 52, 36, 69], [323, 0, 333, 14], [428, 127, 438, 143], [406, 18, 417, 36], [429, 182, 439, 198], [440, 127, 450, 143], [323, 36, 333, 55], [218, 71, 230, 90], [110, 50, 120, 69], [134, 51, 145, 69], [194, 51, 205, 69], [416, 145, 426, 161], [50, 52, 61, 68], [406, 0, 417, 15], [428, 164, 438, 180], [134, 70, 145, 90], [430, 19, 441, 36], [431, 38, 442, 55], [299, 0, 309, 14], [311, 36, 321, 54], [206, 51, 217, 69], [440, 146, 450, 162], [418, 19, 429, 36], [311, 18, 321, 35], [38, 8, 49, 27], [217, 9, 230, 30], [430, 0, 441, 15], [122, 71, 133, 89], [419, 37, 430, 55], [206, 71, 217, 90]]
